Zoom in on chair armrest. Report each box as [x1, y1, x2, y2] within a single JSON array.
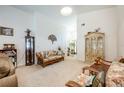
[[0, 74, 18, 87]]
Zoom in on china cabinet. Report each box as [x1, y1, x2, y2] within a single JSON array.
[[25, 30, 35, 66], [85, 31, 105, 62]]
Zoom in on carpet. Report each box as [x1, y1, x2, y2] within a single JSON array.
[[16, 56, 91, 87]]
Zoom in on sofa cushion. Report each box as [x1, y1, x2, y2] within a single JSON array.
[[48, 51, 57, 57], [44, 56, 57, 62], [48, 56, 57, 60], [47, 51, 53, 57], [42, 51, 48, 58], [44, 59, 49, 62], [0, 58, 10, 79], [55, 56, 63, 59]]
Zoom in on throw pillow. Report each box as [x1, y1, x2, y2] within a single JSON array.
[[84, 75, 95, 86], [92, 76, 100, 87], [42, 51, 47, 58], [97, 71, 105, 85], [53, 51, 57, 56], [48, 51, 53, 57], [77, 73, 95, 86], [58, 50, 64, 56]]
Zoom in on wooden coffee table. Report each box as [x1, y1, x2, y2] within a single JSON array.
[[83, 63, 110, 75]]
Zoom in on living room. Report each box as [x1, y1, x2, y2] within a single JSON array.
[[0, 3, 124, 89]]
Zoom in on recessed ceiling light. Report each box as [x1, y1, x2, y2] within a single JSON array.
[[60, 7, 72, 16]]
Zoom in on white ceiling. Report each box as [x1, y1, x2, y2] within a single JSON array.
[[12, 5, 115, 15], [11, 5, 116, 30]]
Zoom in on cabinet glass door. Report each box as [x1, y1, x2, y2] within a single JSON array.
[[25, 37, 35, 66], [97, 37, 104, 58], [91, 37, 97, 61]]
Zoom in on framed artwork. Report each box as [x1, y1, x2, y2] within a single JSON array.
[[0, 27, 2, 35], [0, 26, 14, 36], [48, 34, 57, 44]]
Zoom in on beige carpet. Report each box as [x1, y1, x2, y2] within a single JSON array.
[[16, 56, 91, 87]]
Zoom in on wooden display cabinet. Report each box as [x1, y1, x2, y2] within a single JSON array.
[[85, 31, 105, 62], [25, 30, 35, 66]]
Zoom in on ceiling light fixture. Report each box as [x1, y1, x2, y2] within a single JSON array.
[[60, 7, 72, 16]]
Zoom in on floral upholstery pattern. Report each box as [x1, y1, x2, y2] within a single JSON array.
[[106, 61, 124, 87]]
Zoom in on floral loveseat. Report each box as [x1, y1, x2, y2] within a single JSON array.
[[36, 50, 64, 67]]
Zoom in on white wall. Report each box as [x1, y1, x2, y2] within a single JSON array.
[[1, 6, 123, 65], [0, 6, 33, 66], [0, 6, 67, 66], [116, 6, 124, 57], [77, 7, 118, 61], [34, 12, 67, 52]]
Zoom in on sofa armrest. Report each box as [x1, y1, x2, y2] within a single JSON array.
[[0, 74, 18, 87], [36, 52, 44, 64]]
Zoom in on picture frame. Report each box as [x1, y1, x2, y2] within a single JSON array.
[[0, 27, 2, 35], [0, 26, 14, 36]]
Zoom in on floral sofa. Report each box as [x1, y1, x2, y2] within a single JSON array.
[[106, 61, 124, 87], [36, 50, 64, 67]]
